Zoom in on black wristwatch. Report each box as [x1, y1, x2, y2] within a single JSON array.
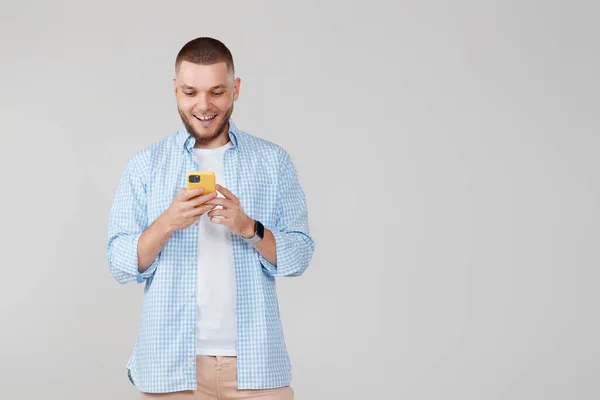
[[242, 220, 264, 245]]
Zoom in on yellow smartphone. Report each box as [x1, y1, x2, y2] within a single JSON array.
[[186, 171, 216, 195]]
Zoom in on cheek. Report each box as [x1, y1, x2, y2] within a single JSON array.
[[177, 98, 193, 112], [214, 98, 233, 112]]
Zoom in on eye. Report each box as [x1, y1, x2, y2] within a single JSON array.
[[213, 92, 224, 96], [184, 92, 195, 97]]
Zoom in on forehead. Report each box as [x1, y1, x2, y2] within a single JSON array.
[[176, 61, 232, 89]]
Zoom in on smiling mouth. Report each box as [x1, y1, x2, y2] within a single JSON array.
[[194, 114, 217, 122]]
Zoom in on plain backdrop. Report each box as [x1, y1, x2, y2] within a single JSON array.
[[1, 1, 599, 399]]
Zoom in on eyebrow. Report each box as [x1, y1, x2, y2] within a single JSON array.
[[181, 84, 227, 91]]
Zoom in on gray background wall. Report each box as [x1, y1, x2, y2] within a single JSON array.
[[1, 1, 598, 399]]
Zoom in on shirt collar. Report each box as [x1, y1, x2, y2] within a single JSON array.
[[178, 118, 240, 154]]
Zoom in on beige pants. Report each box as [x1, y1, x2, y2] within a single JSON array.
[[140, 356, 294, 400]]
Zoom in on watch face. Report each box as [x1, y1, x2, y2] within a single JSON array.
[[256, 220, 265, 238]]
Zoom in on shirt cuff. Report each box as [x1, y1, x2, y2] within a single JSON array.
[[133, 233, 160, 283], [258, 252, 278, 274]]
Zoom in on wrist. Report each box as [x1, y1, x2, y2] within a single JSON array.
[[242, 219, 264, 245], [241, 219, 256, 239], [158, 213, 176, 235]]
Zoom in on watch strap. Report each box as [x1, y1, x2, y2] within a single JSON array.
[[243, 220, 264, 245]]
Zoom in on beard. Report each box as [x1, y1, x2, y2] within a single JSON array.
[[179, 103, 234, 146]]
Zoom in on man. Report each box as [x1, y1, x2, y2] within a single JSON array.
[[107, 37, 314, 399]]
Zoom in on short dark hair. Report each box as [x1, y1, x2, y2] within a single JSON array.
[[175, 37, 235, 75]]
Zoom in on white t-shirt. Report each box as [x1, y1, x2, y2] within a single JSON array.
[[192, 141, 236, 356]]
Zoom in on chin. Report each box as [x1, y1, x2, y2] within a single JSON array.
[[186, 116, 227, 144]]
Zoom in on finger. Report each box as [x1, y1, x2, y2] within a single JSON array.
[[207, 208, 231, 218], [181, 192, 216, 209], [215, 184, 238, 201], [209, 216, 227, 225], [189, 191, 218, 207], [189, 204, 216, 217], [176, 188, 188, 201], [182, 187, 204, 200], [205, 198, 234, 208]]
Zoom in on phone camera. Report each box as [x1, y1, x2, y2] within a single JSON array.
[[189, 175, 201, 183]]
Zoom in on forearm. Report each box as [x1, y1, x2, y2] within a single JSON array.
[[244, 217, 313, 278], [258, 230, 314, 277], [253, 228, 277, 266], [138, 214, 174, 272], [256, 149, 314, 277], [239, 218, 277, 266]]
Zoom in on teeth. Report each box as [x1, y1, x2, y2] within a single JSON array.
[[195, 115, 216, 121]]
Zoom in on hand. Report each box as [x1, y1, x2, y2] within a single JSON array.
[[206, 184, 255, 238], [162, 188, 218, 232]]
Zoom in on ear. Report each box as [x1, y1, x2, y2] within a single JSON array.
[[173, 78, 177, 96], [233, 77, 241, 101]]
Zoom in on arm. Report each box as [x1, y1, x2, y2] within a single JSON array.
[[258, 149, 315, 277], [107, 155, 217, 284], [107, 155, 159, 284], [137, 215, 174, 273], [246, 225, 277, 266]]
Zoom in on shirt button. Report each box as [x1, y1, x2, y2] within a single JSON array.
[[190, 328, 194, 333], [190, 257, 195, 262], [190, 292, 194, 297]]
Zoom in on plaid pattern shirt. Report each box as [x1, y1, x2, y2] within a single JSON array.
[[106, 119, 314, 393]]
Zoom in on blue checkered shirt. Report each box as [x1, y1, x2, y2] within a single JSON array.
[[106, 119, 314, 393]]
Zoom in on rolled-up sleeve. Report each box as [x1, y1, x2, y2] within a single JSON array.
[[107, 154, 159, 284], [260, 149, 315, 277]]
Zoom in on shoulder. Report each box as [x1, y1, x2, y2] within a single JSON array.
[[124, 131, 180, 180], [236, 127, 292, 168]]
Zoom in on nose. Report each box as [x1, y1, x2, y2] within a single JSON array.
[[196, 92, 210, 112]]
